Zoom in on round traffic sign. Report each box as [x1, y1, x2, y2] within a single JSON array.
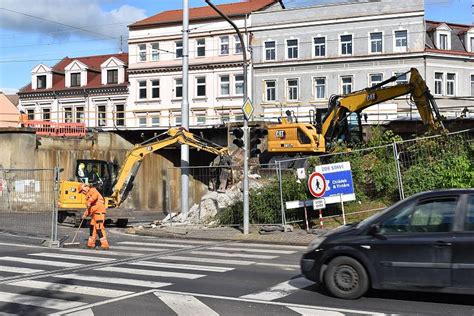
[[308, 172, 326, 197]]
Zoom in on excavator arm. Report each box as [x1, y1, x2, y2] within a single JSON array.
[[109, 128, 230, 207], [321, 68, 444, 144]]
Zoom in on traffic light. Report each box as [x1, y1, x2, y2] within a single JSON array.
[[249, 127, 268, 157], [231, 127, 244, 148]]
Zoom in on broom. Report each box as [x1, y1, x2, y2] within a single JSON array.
[[63, 216, 85, 248]]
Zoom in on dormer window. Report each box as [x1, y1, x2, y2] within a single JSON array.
[[71, 72, 81, 87], [435, 24, 451, 50], [37, 75, 47, 89], [439, 34, 448, 50], [107, 69, 118, 84]]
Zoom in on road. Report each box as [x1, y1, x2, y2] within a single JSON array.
[[0, 229, 473, 315]]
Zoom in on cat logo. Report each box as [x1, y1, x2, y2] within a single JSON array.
[[367, 93, 377, 101], [275, 130, 286, 139]]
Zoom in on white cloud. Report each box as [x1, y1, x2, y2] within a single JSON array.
[[0, 0, 146, 41]]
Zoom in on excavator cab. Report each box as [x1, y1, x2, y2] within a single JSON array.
[[75, 159, 115, 197]]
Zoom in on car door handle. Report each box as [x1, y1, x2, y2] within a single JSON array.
[[433, 241, 452, 248]]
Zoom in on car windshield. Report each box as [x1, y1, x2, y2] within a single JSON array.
[[356, 198, 408, 229]]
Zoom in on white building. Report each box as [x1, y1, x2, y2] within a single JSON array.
[[127, 0, 284, 129]]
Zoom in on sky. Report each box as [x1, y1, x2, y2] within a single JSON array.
[[0, 0, 472, 94]]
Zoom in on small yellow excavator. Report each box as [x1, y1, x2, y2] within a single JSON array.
[[262, 68, 444, 166], [57, 128, 231, 226]]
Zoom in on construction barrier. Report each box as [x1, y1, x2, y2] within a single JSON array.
[[24, 121, 86, 137]]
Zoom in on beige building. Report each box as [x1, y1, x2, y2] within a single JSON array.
[[0, 92, 20, 128]]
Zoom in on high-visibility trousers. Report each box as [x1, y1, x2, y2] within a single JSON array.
[[87, 205, 109, 249]]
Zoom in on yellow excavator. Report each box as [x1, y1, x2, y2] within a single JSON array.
[[262, 68, 444, 167], [57, 127, 231, 226]]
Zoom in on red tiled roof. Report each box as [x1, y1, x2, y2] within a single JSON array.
[[425, 48, 474, 57], [425, 20, 473, 32], [129, 0, 281, 28], [19, 53, 128, 93]]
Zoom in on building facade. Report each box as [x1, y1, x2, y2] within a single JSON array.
[[250, 0, 473, 124], [127, 0, 283, 129], [18, 53, 129, 130]]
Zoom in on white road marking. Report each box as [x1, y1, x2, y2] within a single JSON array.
[[95, 267, 205, 279], [117, 241, 191, 248], [155, 293, 219, 316], [0, 242, 40, 249], [191, 251, 277, 259], [130, 261, 234, 272], [10, 280, 132, 298], [289, 307, 345, 316], [235, 242, 307, 250], [54, 274, 171, 289], [0, 291, 84, 310], [255, 262, 299, 269], [29, 253, 113, 262], [160, 255, 255, 266], [240, 276, 315, 301], [57, 248, 144, 257], [65, 308, 94, 316], [210, 246, 295, 254], [0, 266, 44, 274], [0, 257, 80, 268], [153, 239, 217, 245], [106, 246, 167, 252]]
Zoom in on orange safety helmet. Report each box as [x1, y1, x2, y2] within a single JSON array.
[[78, 183, 89, 193]]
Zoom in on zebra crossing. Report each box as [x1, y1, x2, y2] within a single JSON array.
[[0, 238, 305, 315]]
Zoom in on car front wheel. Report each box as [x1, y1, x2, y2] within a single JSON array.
[[324, 256, 369, 299]]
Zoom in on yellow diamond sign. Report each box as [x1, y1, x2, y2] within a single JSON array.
[[242, 98, 254, 121]]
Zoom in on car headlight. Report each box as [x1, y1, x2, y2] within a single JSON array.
[[306, 236, 326, 252]]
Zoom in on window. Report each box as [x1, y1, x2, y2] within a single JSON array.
[[42, 108, 50, 121], [435, 72, 443, 95], [446, 73, 455, 96], [380, 198, 457, 234], [287, 39, 298, 59], [471, 37, 474, 53], [370, 32, 383, 53], [341, 76, 353, 95], [220, 36, 229, 55], [37, 75, 46, 89], [107, 69, 118, 84], [97, 105, 106, 127], [196, 77, 206, 97], [196, 115, 206, 124], [151, 43, 160, 61], [196, 38, 205, 57], [71, 72, 81, 87], [27, 109, 34, 120], [221, 113, 230, 123], [151, 116, 160, 127], [340, 35, 352, 55], [175, 115, 182, 125], [471, 75, 474, 96], [76, 106, 84, 123], [64, 107, 73, 123], [235, 74, 244, 95], [176, 41, 183, 58], [139, 81, 147, 99], [138, 44, 146, 61], [395, 72, 408, 85], [464, 195, 474, 231], [265, 41, 276, 61], [439, 34, 448, 50], [369, 73, 383, 87], [314, 37, 325, 57], [220, 75, 230, 95], [314, 77, 326, 99], [234, 35, 242, 54], [265, 80, 276, 101], [287, 79, 299, 101], [139, 117, 147, 127], [151, 80, 160, 99], [175, 78, 183, 98], [115, 104, 124, 126], [395, 30, 407, 51]]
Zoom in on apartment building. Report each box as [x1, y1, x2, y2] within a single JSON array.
[[127, 0, 283, 129], [250, 0, 473, 124], [18, 53, 129, 129]]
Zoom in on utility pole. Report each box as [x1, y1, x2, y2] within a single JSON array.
[[181, 0, 190, 218], [205, 0, 250, 234]]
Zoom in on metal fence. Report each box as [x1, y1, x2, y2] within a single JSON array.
[[0, 168, 59, 246], [276, 129, 473, 229]]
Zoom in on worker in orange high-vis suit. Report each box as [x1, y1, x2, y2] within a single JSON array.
[[78, 183, 109, 250]]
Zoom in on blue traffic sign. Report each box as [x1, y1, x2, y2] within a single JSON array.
[[315, 161, 355, 204]]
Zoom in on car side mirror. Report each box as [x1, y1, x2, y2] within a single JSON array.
[[368, 224, 386, 240]]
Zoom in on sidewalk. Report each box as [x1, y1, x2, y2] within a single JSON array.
[[126, 224, 322, 246]]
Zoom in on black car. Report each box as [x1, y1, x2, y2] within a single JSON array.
[[301, 189, 474, 299]]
